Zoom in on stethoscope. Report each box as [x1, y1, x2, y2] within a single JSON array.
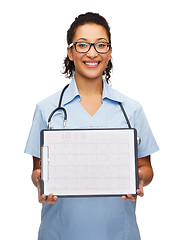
[[47, 84, 141, 145]]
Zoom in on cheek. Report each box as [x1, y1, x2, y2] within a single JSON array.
[[102, 56, 111, 68], [72, 53, 83, 64]]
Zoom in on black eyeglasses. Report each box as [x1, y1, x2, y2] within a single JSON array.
[[69, 42, 111, 53]]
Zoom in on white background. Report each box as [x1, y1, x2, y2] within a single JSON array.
[[0, 0, 179, 239]]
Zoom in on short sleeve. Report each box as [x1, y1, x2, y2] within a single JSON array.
[[24, 104, 47, 158], [133, 104, 159, 158]]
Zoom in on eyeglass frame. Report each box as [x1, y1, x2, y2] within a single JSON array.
[[69, 41, 111, 54]]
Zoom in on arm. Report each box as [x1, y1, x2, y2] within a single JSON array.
[[32, 156, 58, 204], [138, 155, 153, 186], [122, 155, 153, 201]]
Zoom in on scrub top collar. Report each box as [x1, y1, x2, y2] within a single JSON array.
[[102, 78, 127, 103], [62, 75, 126, 106], [62, 76, 80, 106]]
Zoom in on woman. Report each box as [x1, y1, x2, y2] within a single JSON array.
[[25, 12, 159, 240]]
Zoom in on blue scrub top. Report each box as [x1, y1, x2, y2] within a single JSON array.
[[25, 76, 159, 240]]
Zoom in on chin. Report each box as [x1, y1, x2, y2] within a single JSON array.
[[83, 73, 103, 81], [78, 68, 104, 80]]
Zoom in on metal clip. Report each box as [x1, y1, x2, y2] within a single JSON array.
[[137, 136, 141, 145], [41, 145, 49, 181], [63, 119, 66, 128]]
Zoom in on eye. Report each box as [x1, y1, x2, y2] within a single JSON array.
[[96, 42, 107, 48], [76, 42, 88, 48]]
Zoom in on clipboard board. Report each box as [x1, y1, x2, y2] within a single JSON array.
[[40, 128, 138, 197]]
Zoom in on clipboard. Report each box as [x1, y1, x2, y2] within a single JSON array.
[[40, 128, 138, 197]]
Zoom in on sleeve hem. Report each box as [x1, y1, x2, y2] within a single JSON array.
[[138, 146, 159, 159]]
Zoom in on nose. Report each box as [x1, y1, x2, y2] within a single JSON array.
[[86, 45, 98, 58]]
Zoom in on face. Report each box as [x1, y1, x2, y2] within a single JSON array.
[[67, 23, 112, 81]]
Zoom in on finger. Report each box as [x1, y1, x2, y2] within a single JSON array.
[[138, 170, 144, 186], [39, 194, 46, 203], [51, 196, 58, 204], [122, 194, 137, 202], [36, 176, 41, 189], [137, 189, 144, 197], [37, 182, 42, 202], [45, 195, 58, 205], [127, 194, 137, 201], [121, 196, 127, 200], [138, 170, 144, 194], [37, 182, 46, 203], [138, 169, 143, 180], [45, 194, 54, 205]]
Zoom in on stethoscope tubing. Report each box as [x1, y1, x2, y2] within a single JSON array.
[[47, 84, 141, 145], [48, 84, 69, 129]]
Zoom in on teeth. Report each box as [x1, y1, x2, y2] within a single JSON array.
[[85, 62, 98, 66]]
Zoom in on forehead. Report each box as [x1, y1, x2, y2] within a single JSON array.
[[73, 23, 108, 42]]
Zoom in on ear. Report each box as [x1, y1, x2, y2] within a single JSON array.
[[67, 47, 74, 61], [108, 46, 112, 60], [110, 46, 112, 54]]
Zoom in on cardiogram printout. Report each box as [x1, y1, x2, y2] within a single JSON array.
[[40, 128, 138, 197]]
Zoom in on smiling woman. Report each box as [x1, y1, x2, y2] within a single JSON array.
[[63, 12, 113, 82], [67, 23, 112, 83], [25, 12, 159, 240]]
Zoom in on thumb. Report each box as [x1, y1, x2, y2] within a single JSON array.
[[36, 170, 41, 187], [138, 169, 143, 180]]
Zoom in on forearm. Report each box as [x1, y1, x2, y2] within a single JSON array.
[[138, 165, 153, 186], [32, 156, 41, 187], [31, 169, 41, 187], [138, 155, 153, 187]]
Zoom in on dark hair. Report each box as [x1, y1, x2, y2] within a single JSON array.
[[62, 12, 113, 83]]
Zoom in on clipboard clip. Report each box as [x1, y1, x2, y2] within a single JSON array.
[[41, 145, 49, 181]]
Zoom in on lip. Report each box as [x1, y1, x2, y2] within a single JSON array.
[[83, 61, 101, 68]]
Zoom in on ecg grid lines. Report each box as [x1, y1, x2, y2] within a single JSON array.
[[42, 129, 136, 196]]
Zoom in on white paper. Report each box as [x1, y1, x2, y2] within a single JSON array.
[[41, 129, 137, 196]]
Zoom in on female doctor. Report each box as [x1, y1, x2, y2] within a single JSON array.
[[25, 12, 159, 240]]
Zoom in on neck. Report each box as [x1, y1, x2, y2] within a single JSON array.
[[75, 74, 103, 96]]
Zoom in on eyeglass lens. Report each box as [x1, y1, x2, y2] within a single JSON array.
[[75, 42, 110, 53]]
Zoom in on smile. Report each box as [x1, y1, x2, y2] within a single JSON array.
[[83, 61, 100, 68]]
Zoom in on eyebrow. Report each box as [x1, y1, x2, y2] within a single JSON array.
[[76, 37, 108, 42]]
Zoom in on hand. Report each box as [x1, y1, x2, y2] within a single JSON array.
[[31, 169, 58, 205], [121, 169, 144, 202]]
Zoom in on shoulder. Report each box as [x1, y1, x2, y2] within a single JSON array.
[[103, 79, 141, 114], [109, 86, 142, 116], [37, 90, 61, 108], [35, 90, 62, 121]]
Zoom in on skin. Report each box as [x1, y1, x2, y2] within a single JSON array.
[[67, 24, 112, 116], [31, 23, 154, 204]]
